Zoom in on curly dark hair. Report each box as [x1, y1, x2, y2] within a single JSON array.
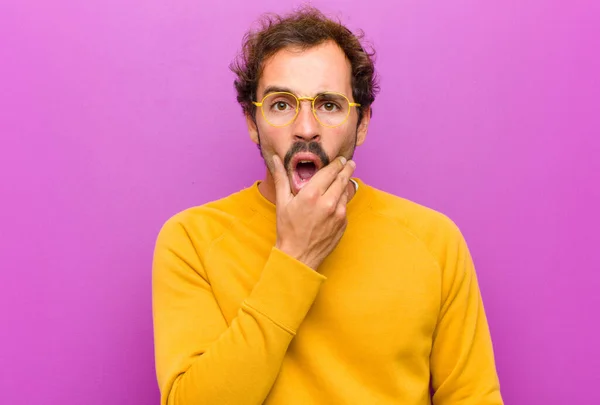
[[230, 6, 379, 126]]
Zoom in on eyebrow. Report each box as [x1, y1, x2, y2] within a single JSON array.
[[261, 85, 296, 98], [259, 85, 335, 99]]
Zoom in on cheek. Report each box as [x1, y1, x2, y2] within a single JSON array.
[[257, 125, 291, 152], [323, 126, 355, 151]]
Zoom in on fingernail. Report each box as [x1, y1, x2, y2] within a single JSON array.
[[340, 156, 347, 165], [348, 160, 356, 168]]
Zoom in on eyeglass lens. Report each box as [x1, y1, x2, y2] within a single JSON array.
[[262, 93, 350, 126]]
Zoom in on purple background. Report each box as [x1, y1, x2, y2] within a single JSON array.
[[1, 0, 598, 404]]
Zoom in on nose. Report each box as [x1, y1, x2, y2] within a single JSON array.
[[293, 99, 320, 142]]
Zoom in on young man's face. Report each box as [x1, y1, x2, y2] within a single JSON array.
[[247, 40, 369, 195]]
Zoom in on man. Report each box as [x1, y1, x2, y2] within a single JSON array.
[[152, 6, 503, 405]]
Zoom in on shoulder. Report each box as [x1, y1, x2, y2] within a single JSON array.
[[367, 184, 460, 236], [361, 182, 468, 264], [155, 188, 256, 251]]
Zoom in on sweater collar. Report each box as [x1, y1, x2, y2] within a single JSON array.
[[245, 178, 371, 223]]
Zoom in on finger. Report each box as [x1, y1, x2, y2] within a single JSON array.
[[323, 160, 356, 203], [337, 187, 349, 208], [272, 155, 292, 203], [334, 187, 349, 221], [302, 156, 347, 196]]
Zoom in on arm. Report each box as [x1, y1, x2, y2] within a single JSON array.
[[430, 228, 503, 405], [152, 217, 325, 405]]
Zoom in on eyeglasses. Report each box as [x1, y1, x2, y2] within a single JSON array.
[[252, 91, 361, 128]]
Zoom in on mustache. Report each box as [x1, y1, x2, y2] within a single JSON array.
[[283, 142, 330, 170]]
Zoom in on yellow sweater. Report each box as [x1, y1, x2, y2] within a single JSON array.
[[152, 178, 503, 405]]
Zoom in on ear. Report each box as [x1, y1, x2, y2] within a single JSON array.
[[246, 114, 259, 144], [356, 107, 371, 146]]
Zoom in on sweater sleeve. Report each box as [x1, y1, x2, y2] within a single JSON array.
[[429, 227, 504, 405], [152, 216, 326, 405]]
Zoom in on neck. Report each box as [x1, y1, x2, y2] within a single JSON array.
[[258, 169, 357, 205]]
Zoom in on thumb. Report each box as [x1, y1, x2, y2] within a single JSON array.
[[272, 155, 292, 203]]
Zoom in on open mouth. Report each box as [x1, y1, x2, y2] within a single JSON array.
[[290, 153, 322, 192], [296, 160, 317, 181]]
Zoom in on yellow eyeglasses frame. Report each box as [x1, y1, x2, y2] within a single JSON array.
[[252, 91, 361, 128]]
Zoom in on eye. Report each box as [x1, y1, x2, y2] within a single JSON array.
[[268, 99, 294, 112], [275, 101, 289, 111], [316, 99, 342, 113], [323, 102, 338, 112]]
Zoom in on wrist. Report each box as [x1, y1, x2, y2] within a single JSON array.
[[275, 242, 318, 270]]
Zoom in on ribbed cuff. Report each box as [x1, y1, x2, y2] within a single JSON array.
[[244, 247, 326, 334]]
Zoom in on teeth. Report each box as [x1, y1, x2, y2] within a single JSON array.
[[299, 160, 312, 164]]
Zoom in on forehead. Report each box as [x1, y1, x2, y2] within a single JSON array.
[[258, 40, 352, 98]]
